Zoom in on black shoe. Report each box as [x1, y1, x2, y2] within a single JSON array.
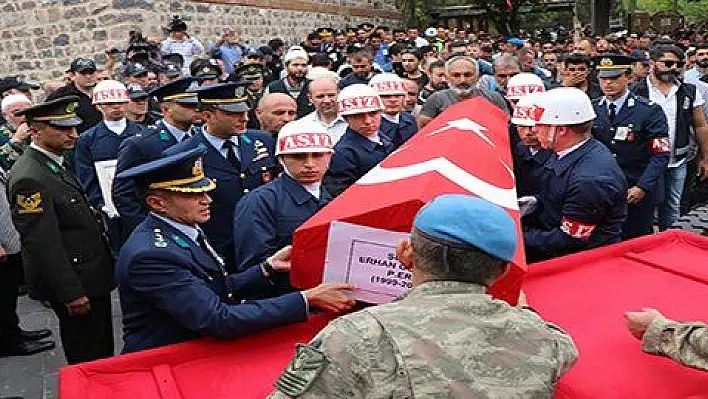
[[0, 339, 55, 357], [18, 328, 52, 341]]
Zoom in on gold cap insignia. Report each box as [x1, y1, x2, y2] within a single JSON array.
[[192, 157, 204, 177], [600, 58, 613, 67], [234, 86, 246, 98], [65, 102, 78, 114]]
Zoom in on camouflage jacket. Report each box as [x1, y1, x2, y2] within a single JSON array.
[[271, 281, 578, 398], [0, 121, 26, 169], [642, 318, 708, 371]]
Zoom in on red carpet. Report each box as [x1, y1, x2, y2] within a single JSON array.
[[60, 231, 708, 398]]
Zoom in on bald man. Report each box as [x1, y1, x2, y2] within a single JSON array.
[[301, 77, 348, 143], [256, 93, 297, 136]]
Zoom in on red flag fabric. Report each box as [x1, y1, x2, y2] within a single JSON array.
[[291, 97, 526, 304]]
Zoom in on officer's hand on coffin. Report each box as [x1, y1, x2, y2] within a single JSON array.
[[305, 283, 356, 313], [268, 245, 293, 272]]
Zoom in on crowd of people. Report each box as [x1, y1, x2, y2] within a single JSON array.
[[1, 14, 708, 397]]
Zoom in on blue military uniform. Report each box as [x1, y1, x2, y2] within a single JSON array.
[[379, 112, 418, 150], [323, 128, 394, 197], [112, 78, 199, 243], [115, 148, 307, 353], [233, 174, 331, 272], [593, 92, 669, 239], [523, 139, 628, 262], [515, 143, 554, 197], [163, 82, 277, 271]]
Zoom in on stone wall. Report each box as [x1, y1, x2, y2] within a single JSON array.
[[0, 0, 401, 82]]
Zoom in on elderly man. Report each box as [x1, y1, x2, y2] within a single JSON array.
[[115, 147, 355, 353], [233, 121, 333, 272], [301, 77, 349, 144], [9, 96, 115, 364], [271, 194, 578, 397], [164, 82, 276, 271], [418, 56, 509, 129], [266, 46, 314, 118], [0, 94, 32, 170], [256, 93, 297, 137], [523, 87, 627, 262], [323, 84, 394, 197]]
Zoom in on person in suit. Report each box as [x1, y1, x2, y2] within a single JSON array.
[[592, 55, 670, 239], [164, 82, 277, 271], [0, 164, 55, 358], [369, 73, 418, 150], [232, 121, 333, 274], [8, 96, 115, 364], [74, 80, 146, 250], [115, 147, 356, 353], [112, 77, 201, 243]]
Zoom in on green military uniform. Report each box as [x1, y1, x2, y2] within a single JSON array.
[[8, 96, 115, 364], [272, 281, 578, 398], [642, 318, 708, 371]]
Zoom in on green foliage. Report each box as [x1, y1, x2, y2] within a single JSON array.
[[635, 0, 708, 22]]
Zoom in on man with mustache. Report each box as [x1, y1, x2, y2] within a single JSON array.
[[47, 58, 103, 134], [266, 46, 315, 118], [417, 56, 508, 129], [631, 44, 708, 230]]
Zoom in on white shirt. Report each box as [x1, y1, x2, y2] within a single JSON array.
[[382, 113, 401, 125], [30, 142, 63, 166], [300, 111, 349, 144], [647, 77, 705, 168], [556, 138, 590, 160], [202, 128, 240, 161], [104, 118, 127, 135], [605, 89, 631, 115], [366, 132, 383, 145], [301, 182, 321, 200], [163, 120, 190, 143]]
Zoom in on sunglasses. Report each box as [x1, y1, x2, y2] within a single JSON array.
[[658, 60, 685, 68]]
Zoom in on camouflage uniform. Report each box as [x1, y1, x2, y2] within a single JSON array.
[[271, 281, 578, 398], [642, 318, 708, 371], [0, 121, 25, 169]]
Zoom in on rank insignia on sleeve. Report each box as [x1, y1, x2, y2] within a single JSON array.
[[153, 229, 168, 248], [274, 343, 328, 397], [16, 193, 43, 214]]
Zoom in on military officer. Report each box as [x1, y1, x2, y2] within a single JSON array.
[[74, 80, 146, 249], [8, 96, 115, 364], [164, 82, 277, 271], [592, 55, 670, 239], [112, 77, 201, 243], [230, 63, 266, 131], [368, 73, 418, 150], [523, 88, 628, 262], [115, 147, 356, 353], [271, 195, 578, 398], [323, 84, 394, 197], [232, 121, 333, 274]]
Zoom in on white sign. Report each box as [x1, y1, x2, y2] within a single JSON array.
[[323, 221, 413, 304], [94, 159, 119, 218]]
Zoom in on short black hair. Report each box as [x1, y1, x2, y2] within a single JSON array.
[[651, 44, 685, 62], [564, 53, 591, 67], [311, 53, 332, 68]]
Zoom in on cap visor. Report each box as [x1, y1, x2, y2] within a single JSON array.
[[175, 96, 199, 106], [129, 94, 149, 101], [165, 177, 216, 193], [240, 74, 262, 80], [216, 103, 250, 113], [166, 72, 181, 78], [17, 83, 40, 91], [48, 116, 83, 128], [597, 69, 628, 78]]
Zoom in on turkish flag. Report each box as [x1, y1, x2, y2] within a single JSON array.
[[291, 97, 526, 304]]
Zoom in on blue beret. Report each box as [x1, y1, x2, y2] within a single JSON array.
[[413, 195, 517, 262]]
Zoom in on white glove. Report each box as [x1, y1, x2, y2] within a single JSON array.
[[518, 196, 538, 217]]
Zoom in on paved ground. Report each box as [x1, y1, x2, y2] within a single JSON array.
[[0, 292, 123, 399]]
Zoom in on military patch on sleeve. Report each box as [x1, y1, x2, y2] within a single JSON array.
[[16, 193, 43, 214], [274, 343, 328, 397], [153, 229, 168, 248]]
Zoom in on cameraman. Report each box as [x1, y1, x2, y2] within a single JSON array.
[[161, 16, 204, 76]]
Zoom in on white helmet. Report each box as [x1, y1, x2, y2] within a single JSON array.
[[276, 120, 334, 157], [369, 73, 406, 96], [534, 87, 596, 125], [92, 80, 129, 104], [424, 27, 437, 37], [505, 73, 545, 100], [337, 84, 382, 116], [511, 92, 543, 127]]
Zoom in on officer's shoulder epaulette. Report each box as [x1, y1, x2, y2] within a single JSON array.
[[153, 228, 168, 248]]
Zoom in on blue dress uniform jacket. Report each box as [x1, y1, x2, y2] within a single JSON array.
[[379, 112, 418, 150], [515, 143, 554, 197], [112, 120, 186, 242], [74, 120, 144, 211], [233, 174, 331, 272], [592, 94, 670, 239], [116, 214, 307, 353], [523, 139, 628, 262], [164, 127, 277, 271], [323, 128, 394, 197]]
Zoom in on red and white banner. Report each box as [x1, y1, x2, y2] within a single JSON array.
[[291, 97, 527, 304]]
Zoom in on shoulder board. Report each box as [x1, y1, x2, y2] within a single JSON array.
[[241, 134, 252, 145], [172, 235, 190, 249], [153, 229, 168, 248]]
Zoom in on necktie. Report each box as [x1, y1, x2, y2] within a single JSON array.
[[608, 103, 617, 124], [196, 229, 224, 267], [222, 140, 239, 168]]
